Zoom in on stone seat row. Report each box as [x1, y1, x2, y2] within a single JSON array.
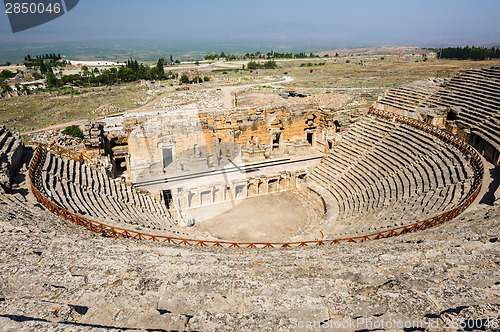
[[307, 115, 474, 237], [39, 152, 195, 236], [0, 127, 21, 159], [378, 68, 500, 159], [315, 148, 467, 221], [321, 181, 471, 238], [379, 70, 500, 116], [313, 117, 470, 186], [42, 152, 170, 216], [453, 71, 500, 88], [41, 169, 180, 232], [449, 73, 500, 92], [387, 85, 441, 103], [380, 90, 438, 111], [438, 83, 500, 110], [446, 78, 500, 100]]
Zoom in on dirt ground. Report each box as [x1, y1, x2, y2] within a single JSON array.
[[3, 56, 500, 136], [189, 191, 317, 242], [235, 88, 369, 109]]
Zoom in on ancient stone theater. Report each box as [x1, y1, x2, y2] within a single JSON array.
[[0, 66, 499, 330], [25, 67, 499, 246]]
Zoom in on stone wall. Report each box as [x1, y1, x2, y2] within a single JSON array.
[[172, 170, 306, 210], [126, 105, 341, 183], [374, 101, 447, 128], [179, 69, 216, 82]]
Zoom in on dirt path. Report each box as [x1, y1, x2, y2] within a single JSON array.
[[21, 76, 294, 135], [135, 91, 171, 111], [21, 119, 91, 136], [221, 76, 294, 108]]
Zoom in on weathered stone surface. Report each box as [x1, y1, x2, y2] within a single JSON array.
[[0, 186, 498, 331], [0, 125, 24, 191], [1, 66, 499, 331], [28, 129, 83, 146]]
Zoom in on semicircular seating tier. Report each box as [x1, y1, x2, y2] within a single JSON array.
[[38, 151, 205, 238], [305, 114, 475, 239], [0, 125, 24, 190], [376, 66, 500, 165]]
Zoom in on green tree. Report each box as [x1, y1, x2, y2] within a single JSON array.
[[247, 61, 258, 69], [156, 58, 165, 78], [180, 74, 190, 84], [148, 67, 159, 79], [1, 82, 13, 94], [61, 125, 84, 139], [40, 61, 47, 74], [46, 72, 59, 87], [0, 70, 15, 79], [263, 60, 277, 69], [118, 67, 136, 82], [247, 60, 277, 70]]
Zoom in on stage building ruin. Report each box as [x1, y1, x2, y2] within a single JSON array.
[[23, 66, 499, 244], [76, 104, 346, 231]]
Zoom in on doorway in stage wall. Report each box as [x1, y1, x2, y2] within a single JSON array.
[[306, 132, 314, 145], [162, 148, 173, 170], [272, 132, 281, 150]]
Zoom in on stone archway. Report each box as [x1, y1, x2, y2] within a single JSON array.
[[248, 183, 257, 196]]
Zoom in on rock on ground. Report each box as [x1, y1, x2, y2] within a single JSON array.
[[0, 184, 499, 331]]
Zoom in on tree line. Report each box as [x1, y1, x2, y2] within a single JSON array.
[[24, 53, 68, 73], [1, 55, 187, 94], [204, 50, 329, 61], [118, 58, 176, 81], [437, 46, 500, 60], [49, 58, 178, 87], [180, 74, 211, 84], [246, 60, 278, 70]]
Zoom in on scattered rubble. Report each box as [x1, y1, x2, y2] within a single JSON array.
[[27, 130, 83, 146], [152, 89, 223, 110], [132, 96, 154, 106], [91, 103, 122, 115], [0, 189, 498, 331]]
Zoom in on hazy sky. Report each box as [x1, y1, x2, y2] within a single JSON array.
[[1, 0, 499, 48]]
